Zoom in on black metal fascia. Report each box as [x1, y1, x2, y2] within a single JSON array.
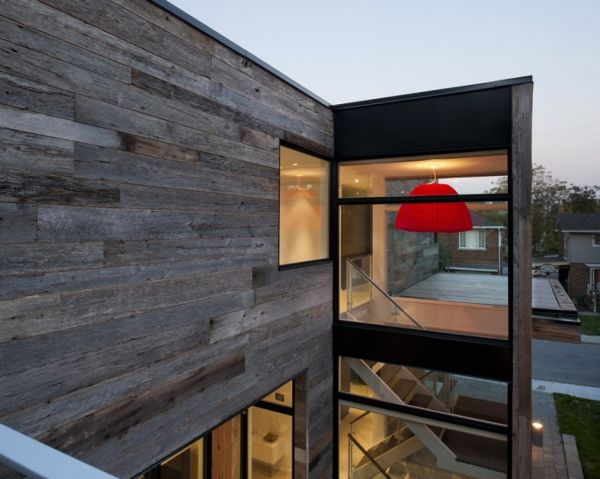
[[331, 76, 534, 111]]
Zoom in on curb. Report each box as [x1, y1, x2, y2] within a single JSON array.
[[581, 334, 600, 345]]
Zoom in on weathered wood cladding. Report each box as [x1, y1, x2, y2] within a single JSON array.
[[0, 1, 333, 478]]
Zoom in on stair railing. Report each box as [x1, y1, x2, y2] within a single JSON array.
[[347, 433, 392, 479], [346, 258, 424, 330]]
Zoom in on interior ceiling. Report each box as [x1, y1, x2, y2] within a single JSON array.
[[340, 151, 507, 189], [280, 146, 327, 183]]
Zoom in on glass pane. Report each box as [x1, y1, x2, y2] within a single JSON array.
[[339, 150, 508, 198], [158, 438, 204, 479], [279, 145, 329, 265], [262, 380, 293, 408], [339, 404, 507, 479], [340, 202, 509, 339], [249, 407, 293, 479], [212, 415, 241, 479], [339, 357, 508, 425]]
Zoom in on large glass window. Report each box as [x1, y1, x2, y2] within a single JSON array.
[[339, 357, 508, 425], [279, 145, 329, 266], [339, 150, 507, 198], [340, 201, 509, 339]]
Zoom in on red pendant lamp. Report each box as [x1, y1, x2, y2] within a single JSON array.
[[395, 182, 472, 233]]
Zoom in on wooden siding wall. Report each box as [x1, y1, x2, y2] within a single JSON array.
[[0, 1, 334, 477]]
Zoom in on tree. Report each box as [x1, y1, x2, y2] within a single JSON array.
[[486, 165, 599, 256]]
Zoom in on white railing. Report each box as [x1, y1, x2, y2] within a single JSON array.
[[0, 423, 118, 479]]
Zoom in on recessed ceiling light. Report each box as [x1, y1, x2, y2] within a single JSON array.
[[354, 179, 360, 183], [292, 162, 298, 166]]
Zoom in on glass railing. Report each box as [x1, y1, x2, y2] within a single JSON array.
[[345, 258, 424, 330]]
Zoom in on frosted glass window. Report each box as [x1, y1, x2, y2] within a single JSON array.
[[279, 146, 329, 265]]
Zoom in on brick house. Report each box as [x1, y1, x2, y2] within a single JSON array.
[[557, 213, 600, 305], [439, 212, 506, 274]]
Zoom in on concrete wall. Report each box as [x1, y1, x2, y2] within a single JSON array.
[[0, 1, 333, 477]]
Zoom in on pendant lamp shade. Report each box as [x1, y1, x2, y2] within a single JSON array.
[[395, 183, 472, 233]]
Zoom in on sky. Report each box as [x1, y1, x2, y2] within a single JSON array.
[[172, 0, 600, 186]]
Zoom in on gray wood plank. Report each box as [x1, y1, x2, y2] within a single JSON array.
[[74, 143, 277, 201], [111, 0, 214, 55], [211, 55, 331, 139], [0, 14, 130, 83], [210, 285, 331, 343], [37, 204, 277, 241], [0, 202, 37, 241], [0, 255, 267, 301], [0, 70, 74, 119], [0, 169, 120, 206], [0, 292, 253, 416], [120, 134, 278, 181], [2, 332, 251, 438], [0, 0, 213, 98], [120, 184, 277, 215], [39, 0, 212, 77], [0, 105, 123, 148], [75, 96, 278, 168], [39, 351, 245, 454], [0, 127, 74, 175], [0, 268, 253, 342], [103, 237, 277, 267], [253, 263, 332, 305], [213, 42, 332, 124], [131, 68, 284, 148], [1, 34, 279, 153], [0, 241, 103, 276]]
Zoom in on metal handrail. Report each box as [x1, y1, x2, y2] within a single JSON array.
[[347, 433, 392, 479], [350, 409, 371, 426], [347, 258, 424, 330], [0, 423, 118, 479]]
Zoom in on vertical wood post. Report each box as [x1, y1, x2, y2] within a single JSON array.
[[511, 82, 533, 478]]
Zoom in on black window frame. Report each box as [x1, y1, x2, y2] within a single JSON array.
[[278, 140, 333, 271]]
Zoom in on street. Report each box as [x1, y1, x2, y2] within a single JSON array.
[[533, 339, 600, 388]]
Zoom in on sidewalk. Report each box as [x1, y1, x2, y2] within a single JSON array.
[[532, 390, 568, 479], [532, 386, 590, 479]]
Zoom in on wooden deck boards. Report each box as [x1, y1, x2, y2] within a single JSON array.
[[397, 273, 576, 315]]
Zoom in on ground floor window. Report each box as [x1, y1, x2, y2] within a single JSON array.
[[138, 381, 294, 479]]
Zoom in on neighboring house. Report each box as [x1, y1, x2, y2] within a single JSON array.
[[439, 212, 506, 274], [557, 212, 600, 304]]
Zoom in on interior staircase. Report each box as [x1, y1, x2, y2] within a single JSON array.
[[344, 357, 507, 479]]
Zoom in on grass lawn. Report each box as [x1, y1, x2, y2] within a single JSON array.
[[554, 393, 600, 479], [580, 314, 600, 336]]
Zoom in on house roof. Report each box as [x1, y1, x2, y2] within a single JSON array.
[[557, 213, 600, 232], [471, 212, 504, 229]]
